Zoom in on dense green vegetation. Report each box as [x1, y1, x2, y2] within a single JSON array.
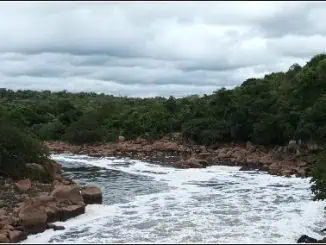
[[0, 109, 50, 180], [0, 53, 326, 198]]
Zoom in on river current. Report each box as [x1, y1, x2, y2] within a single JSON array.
[[23, 153, 326, 243]]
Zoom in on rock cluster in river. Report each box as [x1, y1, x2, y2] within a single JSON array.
[[0, 161, 103, 243], [45, 135, 322, 178]]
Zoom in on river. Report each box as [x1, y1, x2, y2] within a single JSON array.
[[23, 153, 326, 243]]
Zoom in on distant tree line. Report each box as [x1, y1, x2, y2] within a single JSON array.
[[1, 53, 326, 199]]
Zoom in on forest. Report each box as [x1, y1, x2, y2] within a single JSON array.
[[1, 53, 326, 200]]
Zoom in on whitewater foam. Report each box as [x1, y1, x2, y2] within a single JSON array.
[[22, 153, 326, 244]]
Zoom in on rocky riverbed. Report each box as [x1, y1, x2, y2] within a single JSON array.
[[1, 136, 322, 243], [0, 161, 103, 243], [45, 135, 322, 178]]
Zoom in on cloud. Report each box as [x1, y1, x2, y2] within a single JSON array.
[[0, 1, 325, 97]]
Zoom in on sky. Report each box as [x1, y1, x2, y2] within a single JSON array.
[[0, 1, 325, 98]]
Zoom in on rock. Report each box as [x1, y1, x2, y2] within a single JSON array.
[[0, 216, 14, 227], [60, 205, 85, 221], [297, 235, 318, 243], [44, 204, 60, 223], [51, 185, 84, 205], [8, 230, 27, 243], [0, 233, 9, 243], [15, 179, 32, 192], [175, 157, 208, 168], [19, 206, 47, 234], [14, 226, 25, 231], [2, 224, 14, 231], [198, 152, 211, 160], [239, 166, 256, 171], [81, 186, 103, 205], [47, 223, 65, 231], [54, 225, 65, 231], [37, 195, 56, 204], [118, 136, 125, 142]]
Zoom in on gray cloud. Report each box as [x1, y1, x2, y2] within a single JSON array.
[[0, 1, 325, 97]]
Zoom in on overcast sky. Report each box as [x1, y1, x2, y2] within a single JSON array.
[[0, 1, 325, 98]]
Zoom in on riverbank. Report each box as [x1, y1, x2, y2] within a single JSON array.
[[45, 136, 322, 178], [0, 161, 103, 243]]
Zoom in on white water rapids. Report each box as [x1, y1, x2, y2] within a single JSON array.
[[23, 154, 326, 243]]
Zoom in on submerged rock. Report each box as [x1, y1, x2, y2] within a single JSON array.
[[47, 223, 65, 231], [239, 166, 256, 171]]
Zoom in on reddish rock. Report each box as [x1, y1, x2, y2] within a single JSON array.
[[18, 203, 47, 234], [15, 179, 32, 192], [51, 186, 84, 205]]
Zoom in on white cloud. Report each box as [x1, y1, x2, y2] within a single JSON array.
[[0, 1, 325, 97]]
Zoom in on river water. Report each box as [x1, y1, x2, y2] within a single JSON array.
[[23, 153, 326, 243]]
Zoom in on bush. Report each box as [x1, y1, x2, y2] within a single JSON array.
[[0, 117, 50, 179], [64, 114, 107, 144], [32, 120, 65, 140]]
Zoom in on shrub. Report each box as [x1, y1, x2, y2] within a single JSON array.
[[0, 117, 50, 179]]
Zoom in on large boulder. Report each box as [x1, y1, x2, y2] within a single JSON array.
[[81, 186, 103, 205], [15, 179, 32, 192], [51, 185, 84, 205], [18, 204, 47, 233]]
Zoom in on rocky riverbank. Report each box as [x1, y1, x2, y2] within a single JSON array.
[[45, 135, 322, 178], [0, 161, 103, 243]]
